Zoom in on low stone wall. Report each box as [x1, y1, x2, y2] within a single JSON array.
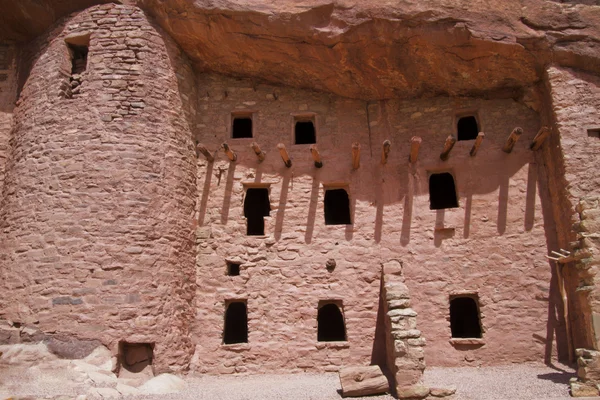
[[381, 260, 428, 399]]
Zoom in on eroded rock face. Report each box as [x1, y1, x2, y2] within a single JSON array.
[[1, 0, 599, 99]]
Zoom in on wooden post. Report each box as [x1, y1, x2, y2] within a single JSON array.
[[351, 142, 360, 169], [310, 144, 323, 168], [530, 126, 551, 150], [277, 143, 292, 168], [251, 142, 265, 162], [502, 127, 523, 153], [469, 132, 485, 157], [409, 136, 422, 163], [196, 143, 214, 162], [381, 140, 391, 164], [221, 142, 237, 162], [439, 135, 456, 161], [339, 366, 389, 397]]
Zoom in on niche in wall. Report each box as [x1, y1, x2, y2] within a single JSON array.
[[243, 187, 271, 235], [429, 172, 458, 210], [457, 115, 479, 141], [118, 342, 154, 376], [232, 113, 253, 138], [324, 188, 351, 225], [64, 33, 90, 99], [227, 261, 241, 276], [449, 296, 482, 338], [588, 128, 600, 139], [223, 301, 248, 344], [294, 115, 316, 144], [318, 302, 346, 342]]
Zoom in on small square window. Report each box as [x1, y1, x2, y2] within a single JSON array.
[[244, 187, 271, 235], [318, 302, 346, 342], [429, 172, 459, 210], [227, 262, 241, 276], [324, 188, 351, 225], [450, 295, 482, 339], [294, 116, 316, 144], [457, 115, 479, 141], [224, 301, 248, 344], [588, 128, 600, 139], [232, 114, 253, 139]]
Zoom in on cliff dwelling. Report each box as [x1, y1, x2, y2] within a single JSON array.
[[0, 0, 599, 399]]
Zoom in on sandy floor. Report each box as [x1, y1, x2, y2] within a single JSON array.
[[1, 362, 577, 399], [138, 363, 575, 400]]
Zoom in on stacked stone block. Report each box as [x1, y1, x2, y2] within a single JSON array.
[[381, 260, 428, 399]]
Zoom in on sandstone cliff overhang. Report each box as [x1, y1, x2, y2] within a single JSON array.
[[1, 0, 599, 99]]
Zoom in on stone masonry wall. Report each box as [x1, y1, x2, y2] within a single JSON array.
[[190, 73, 562, 372], [381, 260, 428, 399], [0, 42, 17, 196], [545, 66, 600, 396], [0, 4, 197, 372]]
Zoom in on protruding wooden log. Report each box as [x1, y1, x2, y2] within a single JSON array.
[[351, 142, 361, 169], [469, 132, 485, 157], [277, 143, 292, 168], [196, 143, 214, 162], [221, 142, 237, 162], [250, 142, 266, 162], [409, 136, 422, 163], [381, 140, 391, 164], [530, 126, 551, 150], [339, 365, 389, 397], [502, 127, 523, 153], [439, 135, 457, 161], [310, 144, 323, 168]]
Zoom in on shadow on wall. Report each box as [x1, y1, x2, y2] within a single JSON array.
[[274, 172, 291, 241], [207, 155, 543, 248], [305, 175, 320, 244]]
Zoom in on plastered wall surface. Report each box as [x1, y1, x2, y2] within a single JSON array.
[[191, 73, 562, 371], [0, 4, 197, 371]]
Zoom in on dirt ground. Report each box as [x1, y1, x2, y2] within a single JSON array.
[[0, 347, 576, 400]]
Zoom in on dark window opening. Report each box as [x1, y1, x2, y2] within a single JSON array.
[[118, 342, 154, 375], [450, 297, 482, 338], [244, 188, 270, 235], [457, 116, 479, 141], [324, 188, 351, 225], [66, 43, 88, 98], [318, 303, 346, 342], [224, 302, 248, 344], [429, 173, 458, 210], [227, 262, 240, 276], [69, 44, 88, 75], [232, 116, 253, 138], [588, 128, 600, 139], [295, 120, 316, 144]]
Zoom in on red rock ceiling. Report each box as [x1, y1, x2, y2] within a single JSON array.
[[1, 0, 599, 99]]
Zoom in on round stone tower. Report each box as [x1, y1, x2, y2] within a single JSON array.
[[0, 4, 197, 371]]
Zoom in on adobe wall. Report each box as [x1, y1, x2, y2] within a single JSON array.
[[190, 73, 564, 372], [546, 67, 600, 349], [0, 4, 197, 371], [0, 42, 17, 196]]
